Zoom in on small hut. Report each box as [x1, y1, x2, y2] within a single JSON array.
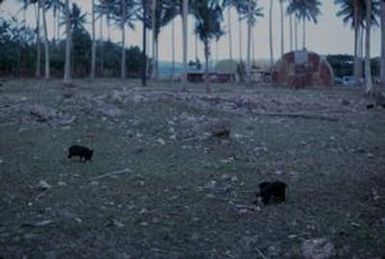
[[272, 50, 334, 88]]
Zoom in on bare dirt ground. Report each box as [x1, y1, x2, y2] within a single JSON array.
[[0, 79, 385, 258]]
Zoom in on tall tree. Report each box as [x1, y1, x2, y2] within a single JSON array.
[[63, 2, 86, 83], [36, 0, 41, 77], [193, 0, 224, 93], [151, 0, 157, 79], [243, 0, 263, 83], [287, 0, 321, 49], [233, 1, 244, 62], [227, 1, 233, 61], [269, 0, 274, 69], [147, 0, 177, 80], [91, 0, 96, 79], [365, 0, 373, 94], [335, 0, 380, 85], [63, 0, 71, 83], [182, 0, 188, 88], [279, 0, 285, 56], [45, 0, 63, 42], [41, 0, 50, 79], [380, 0, 385, 87], [18, 0, 41, 77]]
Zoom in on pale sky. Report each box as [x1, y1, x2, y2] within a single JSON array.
[[0, 0, 382, 62]]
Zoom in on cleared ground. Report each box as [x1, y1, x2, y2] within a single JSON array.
[[0, 79, 385, 258]]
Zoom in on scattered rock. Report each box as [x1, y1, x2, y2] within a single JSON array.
[[366, 104, 375, 110], [58, 181, 67, 186], [341, 99, 350, 106], [36, 180, 51, 191], [139, 222, 148, 227], [301, 238, 335, 259], [90, 180, 99, 186], [204, 180, 217, 190], [156, 138, 166, 145]]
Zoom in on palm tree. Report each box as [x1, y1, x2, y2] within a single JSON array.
[[193, 0, 224, 93], [227, 1, 233, 61], [287, 0, 321, 49], [17, 0, 41, 77], [365, 0, 373, 94], [63, 0, 71, 83], [91, 0, 96, 79], [381, 0, 385, 87], [112, 0, 136, 79], [233, 1, 245, 62], [151, 0, 156, 79], [245, 0, 263, 83], [150, 0, 178, 80], [221, 0, 234, 62], [279, 0, 285, 56], [289, 10, 293, 51], [41, 0, 50, 79], [63, 2, 86, 83], [182, 0, 188, 88], [45, 0, 63, 42], [167, 0, 179, 80], [96, 0, 115, 76], [335, 0, 380, 84], [35, 0, 42, 77], [269, 0, 274, 69]]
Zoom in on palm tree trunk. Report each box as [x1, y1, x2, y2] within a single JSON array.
[[64, 0, 72, 84], [289, 14, 293, 51], [302, 18, 306, 49], [155, 37, 159, 79], [151, 0, 157, 80], [121, 0, 127, 79], [251, 26, 255, 63], [294, 16, 298, 50], [238, 13, 242, 62], [246, 0, 252, 84], [100, 15, 104, 76], [227, 3, 233, 62], [52, 8, 56, 43], [381, 0, 385, 87], [57, 8, 60, 40], [35, 2, 41, 77], [215, 40, 219, 65], [280, 0, 284, 56], [42, 1, 50, 80], [146, 29, 151, 77], [204, 40, 211, 93], [353, 0, 360, 83], [142, 0, 147, 86], [358, 26, 364, 81], [269, 0, 274, 70], [171, 18, 175, 80], [365, 0, 373, 94], [195, 31, 198, 60], [182, 0, 188, 88], [91, 0, 96, 79], [107, 15, 111, 42]]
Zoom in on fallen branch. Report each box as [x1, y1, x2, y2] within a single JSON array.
[[90, 168, 132, 181], [34, 190, 48, 201], [253, 112, 339, 122], [255, 247, 268, 259]]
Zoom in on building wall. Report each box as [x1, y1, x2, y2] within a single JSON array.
[[272, 50, 334, 88]]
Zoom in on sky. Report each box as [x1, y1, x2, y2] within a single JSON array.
[[0, 0, 382, 62]]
